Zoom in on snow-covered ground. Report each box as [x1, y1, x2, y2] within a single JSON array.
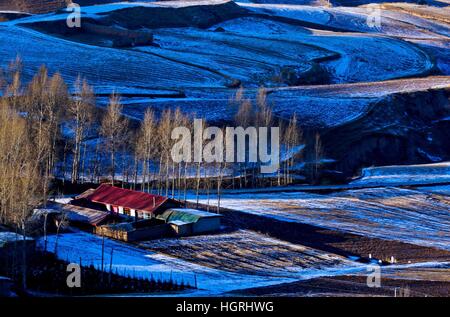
[[213, 15, 434, 83], [0, 1, 446, 128], [239, 3, 332, 25], [351, 162, 450, 186], [134, 27, 333, 86], [194, 186, 450, 251], [140, 230, 357, 277], [0, 26, 226, 92], [269, 76, 450, 98], [416, 184, 450, 196], [0, 2, 437, 87], [39, 231, 365, 296]]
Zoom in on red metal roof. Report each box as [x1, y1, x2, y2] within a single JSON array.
[[84, 184, 168, 214]]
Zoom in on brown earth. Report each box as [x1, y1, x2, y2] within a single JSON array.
[[185, 202, 450, 265], [0, 0, 127, 14], [140, 229, 349, 276], [99, 1, 248, 29], [231, 274, 450, 297]]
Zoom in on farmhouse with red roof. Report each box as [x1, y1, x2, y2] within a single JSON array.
[[74, 184, 179, 220]]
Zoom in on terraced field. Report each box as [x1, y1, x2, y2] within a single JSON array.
[[41, 230, 364, 294], [351, 162, 450, 185], [0, 26, 226, 91], [197, 187, 450, 251], [0, 2, 447, 122], [135, 27, 335, 85], [141, 230, 355, 277], [0, 1, 447, 166]]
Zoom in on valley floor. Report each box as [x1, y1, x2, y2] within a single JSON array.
[[42, 168, 450, 296]]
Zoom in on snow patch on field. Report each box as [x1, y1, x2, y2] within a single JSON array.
[[351, 162, 450, 186], [239, 3, 331, 25], [40, 232, 292, 294]]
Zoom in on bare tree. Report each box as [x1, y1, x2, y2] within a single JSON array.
[[53, 212, 69, 255], [234, 98, 254, 187], [157, 109, 173, 196], [69, 76, 94, 184], [215, 129, 227, 213], [136, 109, 157, 192], [312, 132, 324, 184], [100, 93, 129, 186], [4, 56, 23, 104], [256, 87, 272, 128], [22, 67, 68, 202], [45, 73, 69, 191], [0, 100, 42, 289], [283, 114, 302, 185], [255, 87, 273, 187], [235, 98, 253, 128]]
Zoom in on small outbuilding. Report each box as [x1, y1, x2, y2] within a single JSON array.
[[36, 202, 113, 231], [96, 218, 168, 242], [168, 220, 193, 236], [157, 208, 222, 235]]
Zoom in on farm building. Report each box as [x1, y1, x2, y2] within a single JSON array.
[[72, 184, 179, 220], [96, 218, 168, 242], [168, 220, 193, 236], [65, 185, 221, 241], [157, 208, 222, 235], [34, 202, 114, 231], [96, 208, 222, 241]]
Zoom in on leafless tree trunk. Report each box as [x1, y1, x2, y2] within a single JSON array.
[[283, 114, 302, 185], [313, 132, 324, 184], [100, 93, 129, 186], [70, 77, 94, 184]]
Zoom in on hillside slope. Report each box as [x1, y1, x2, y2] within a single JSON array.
[[0, 0, 128, 13]]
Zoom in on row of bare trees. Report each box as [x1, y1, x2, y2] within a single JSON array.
[[0, 60, 99, 224], [231, 86, 324, 186], [0, 60, 326, 222]]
